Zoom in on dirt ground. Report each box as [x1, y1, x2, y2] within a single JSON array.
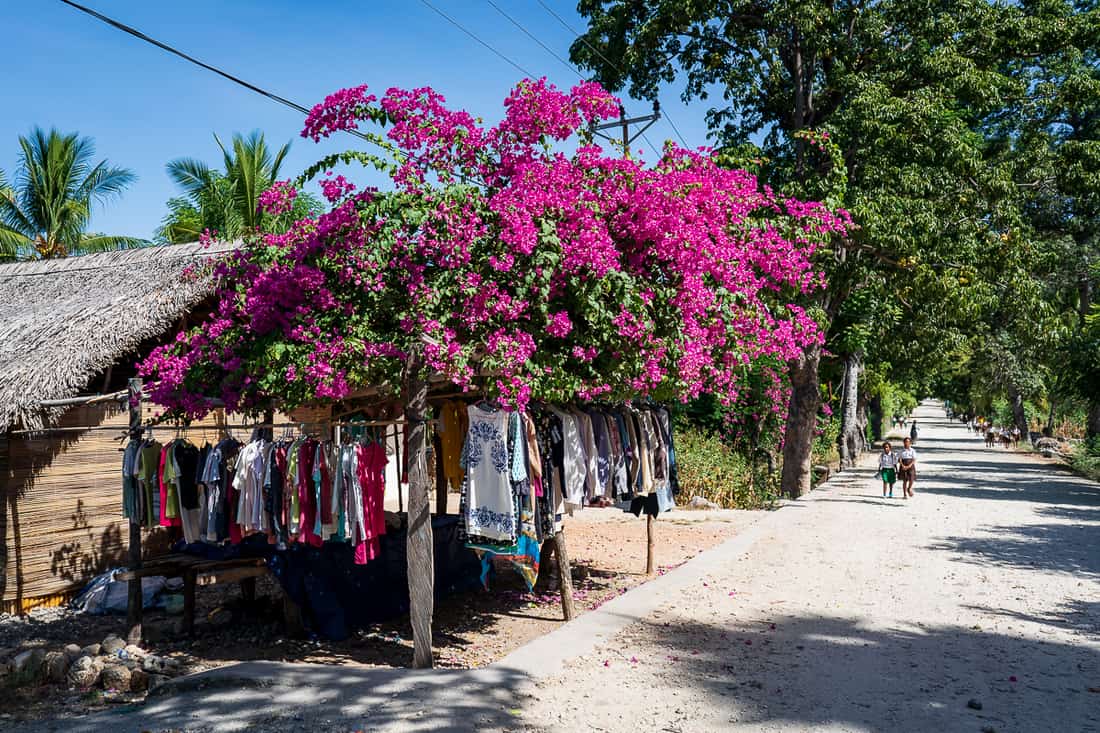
[[0, 504, 765, 724]]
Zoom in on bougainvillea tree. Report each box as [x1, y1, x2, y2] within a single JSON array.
[[140, 78, 847, 419]]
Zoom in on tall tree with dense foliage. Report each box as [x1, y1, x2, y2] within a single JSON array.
[[0, 127, 140, 259], [157, 130, 317, 243], [1003, 5, 1100, 435], [572, 0, 1099, 493]]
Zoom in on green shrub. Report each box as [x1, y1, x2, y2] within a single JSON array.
[[1070, 437, 1100, 482], [675, 424, 779, 509]]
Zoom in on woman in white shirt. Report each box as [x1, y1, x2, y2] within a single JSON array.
[[878, 441, 899, 498], [897, 437, 917, 498]]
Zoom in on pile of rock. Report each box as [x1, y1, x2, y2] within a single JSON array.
[[0, 634, 183, 693]]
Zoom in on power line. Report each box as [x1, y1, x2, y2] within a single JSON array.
[[486, 0, 580, 79], [533, 0, 691, 149], [484, 1, 660, 156], [59, 2, 498, 190], [418, 0, 535, 78], [56, 0, 383, 149]]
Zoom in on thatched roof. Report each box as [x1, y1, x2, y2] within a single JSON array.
[[0, 241, 238, 431]]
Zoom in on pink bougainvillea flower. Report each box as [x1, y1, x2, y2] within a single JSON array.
[[138, 77, 846, 421]]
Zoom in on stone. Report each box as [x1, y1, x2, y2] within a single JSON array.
[[42, 651, 69, 684], [688, 495, 720, 509], [123, 644, 146, 660], [80, 643, 101, 658], [63, 643, 83, 662], [101, 636, 125, 655], [130, 667, 150, 692], [67, 656, 101, 688], [142, 655, 180, 675], [967, 698, 983, 711], [12, 648, 45, 680], [147, 673, 170, 693], [100, 664, 132, 692]]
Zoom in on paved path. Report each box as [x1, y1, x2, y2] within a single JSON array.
[[28, 400, 1100, 732]]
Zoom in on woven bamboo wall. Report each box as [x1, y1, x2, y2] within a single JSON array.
[[0, 402, 236, 613]]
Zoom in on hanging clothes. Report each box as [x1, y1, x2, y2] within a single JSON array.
[[137, 438, 162, 527], [439, 400, 468, 492], [549, 407, 586, 510], [352, 437, 387, 564], [175, 441, 203, 544], [122, 439, 141, 520], [461, 403, 516, 543]]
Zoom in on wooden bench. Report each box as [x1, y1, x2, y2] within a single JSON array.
[[117, 554, 294, 635]]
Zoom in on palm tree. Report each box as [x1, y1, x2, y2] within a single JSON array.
[[0, 127, 142, 259], [158, 130, 313, 243]]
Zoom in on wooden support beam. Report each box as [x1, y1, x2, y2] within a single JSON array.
[[404, 354, 435, 668], [554, 528, 577, 621], [645, 515, 656, 576], [126, 378, 143, 644], [194, 566, 267, 587]]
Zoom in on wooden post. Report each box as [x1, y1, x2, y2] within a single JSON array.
[[126, 378, 143, 643], [433, 431, 447, 516], [645, 514, 656, 576], [182, 569, 197, 635], [554, 528, 577, 621], [282, 591, 305, 637], [404, 354, 435, 668]]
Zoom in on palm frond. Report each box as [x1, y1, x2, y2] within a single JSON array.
[[79, 161, 137, 204], [5, 127, 137, 258], [73, 234, 149, 255], [166, 157, 215, 196], [270, 141, 291, 181]]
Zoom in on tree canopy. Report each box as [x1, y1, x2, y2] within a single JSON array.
[[0, 127, 141, 259], [156, 130, 319, 244], [572, 0, 1100, 480]]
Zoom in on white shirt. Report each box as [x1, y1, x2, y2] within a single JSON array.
[[898, 447, 916, 464], [879, 451, 899, 469]]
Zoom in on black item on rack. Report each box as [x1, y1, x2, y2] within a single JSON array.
[[267, 515, 481, 640]]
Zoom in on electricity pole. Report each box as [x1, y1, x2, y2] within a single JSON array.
[[591, 101, 661, 159]]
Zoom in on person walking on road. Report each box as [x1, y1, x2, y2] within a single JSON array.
[[898, 437, 917, 498], [909, 420, 919, 443], [878, 441, 899, 498]]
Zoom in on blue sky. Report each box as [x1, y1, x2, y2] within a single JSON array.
[[2, 1, 716, 240]]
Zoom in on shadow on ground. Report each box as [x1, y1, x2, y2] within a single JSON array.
[[13, 662, 543, 733], [589, 613, 1100, 732], [928, 518, 1100, 578]]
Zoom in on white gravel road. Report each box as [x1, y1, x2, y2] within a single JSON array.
[[23, 400, 1100, 733]]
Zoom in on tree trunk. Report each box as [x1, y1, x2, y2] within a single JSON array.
[[868, 394, 883, 442], [856, 394, 869, 452], [781, 343, 822, 498], [836, 353, 861, 469], [1079, 276, 1093, 326], [1006, 382, 1028, 436], [404, 354, 434, 669], [1088, 401, 1100, 440]]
